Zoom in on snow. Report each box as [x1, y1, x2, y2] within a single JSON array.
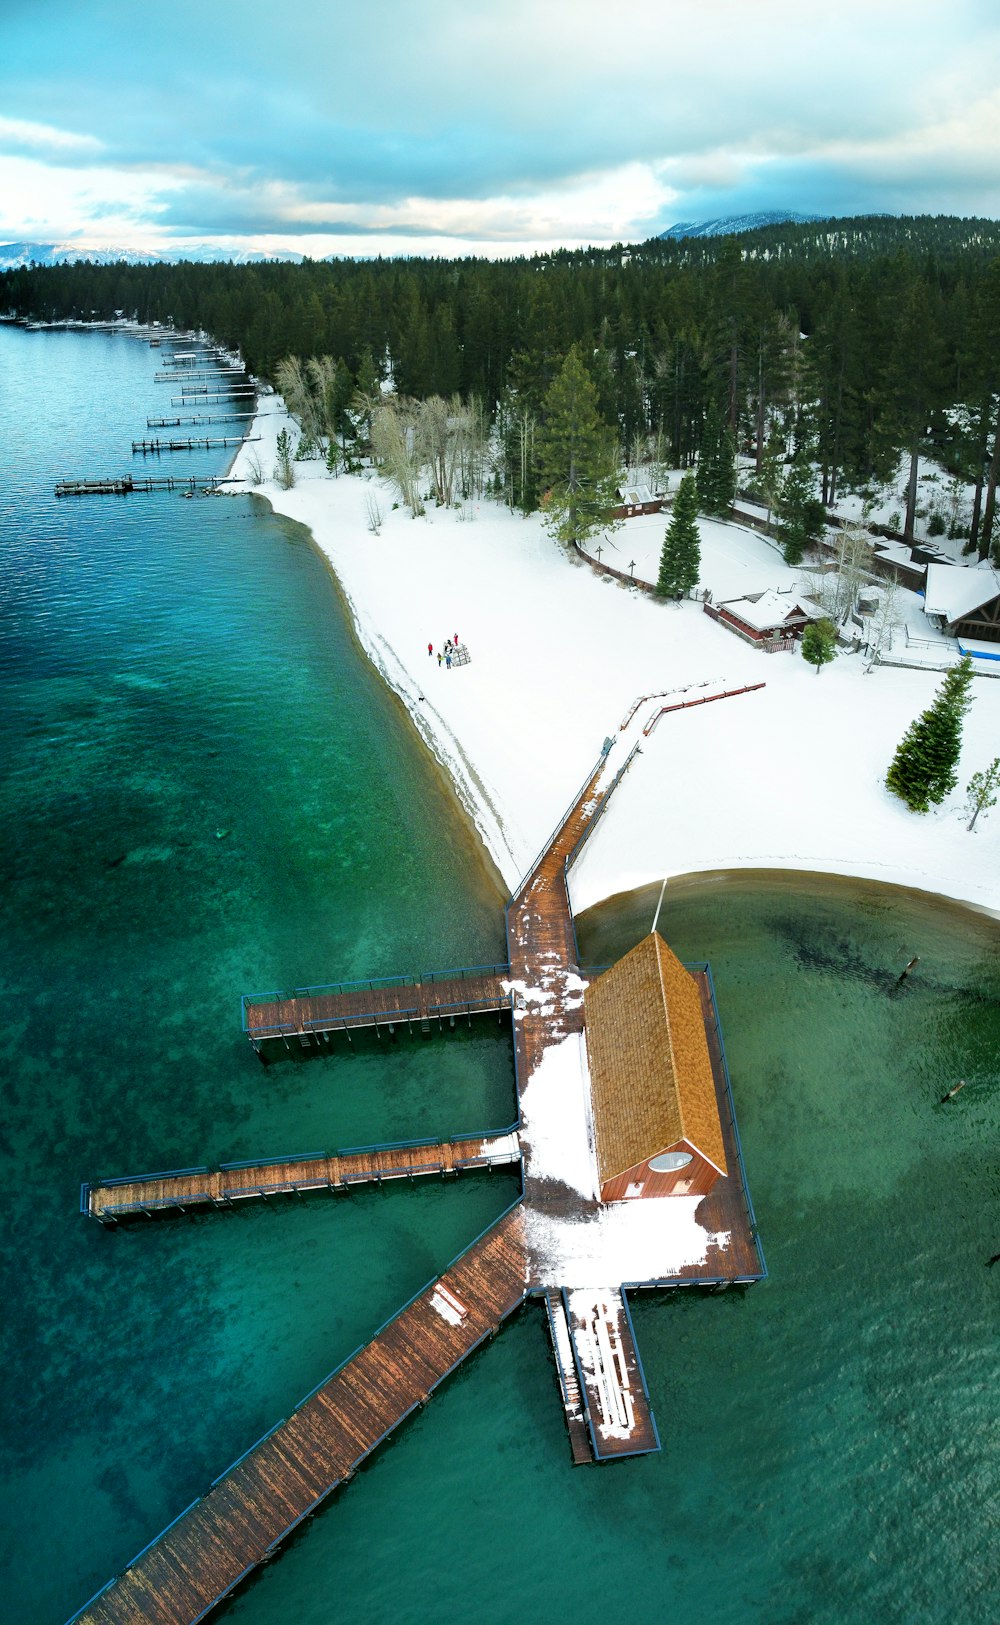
[[226, 406, 1000, 919], [517, 1030, 599, 1200], [478, 1131, 520, 1163], [597, 508, 792, 599], [566, 1291, 635, 1439], [717, 587, 821, 632], [525, 1194, 729, 1289], [429, 1288, 465, 1328], [924, 561, 1000, 623]]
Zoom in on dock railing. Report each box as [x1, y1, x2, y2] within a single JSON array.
[[509, 747, 609, 900], [82, 1124, 523, 1219], [561, 740, 643, 877], [64, 1195, 526, 1623], [419, 962, 511, 983], [689, 959, 767, 1279]]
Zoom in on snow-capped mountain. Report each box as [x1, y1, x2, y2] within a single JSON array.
[[0, 241, 304, 270], [659, 211, 828, 240]]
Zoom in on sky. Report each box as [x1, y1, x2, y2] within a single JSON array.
[[2, 0, 999, 259]]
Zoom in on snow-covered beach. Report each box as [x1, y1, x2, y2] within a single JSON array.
[[228, 406, 1000, 920]]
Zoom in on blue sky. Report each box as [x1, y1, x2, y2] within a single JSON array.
[[2, 0, 999, 256]]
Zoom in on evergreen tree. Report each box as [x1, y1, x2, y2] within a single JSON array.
[[777, 455, 824, 565], [695, 400, 736, 516], [965, 756, 1000, 830], [886, 656, 975, 812], [274, 427, 295, 490], [801, 618, 837, 674], [536, 345, 619, 546], [656, 473, 701, 598], [753, 430, 785, 531]]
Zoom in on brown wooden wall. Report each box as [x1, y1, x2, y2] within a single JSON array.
[[600, 1139, 722, 1203]]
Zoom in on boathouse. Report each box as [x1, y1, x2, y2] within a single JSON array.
[[584, 932, 728, 1202]]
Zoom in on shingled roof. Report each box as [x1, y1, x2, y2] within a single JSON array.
[[584, 933, 727, 1186]]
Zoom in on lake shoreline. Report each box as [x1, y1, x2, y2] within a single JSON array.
[[227, 400, 1000, 928]]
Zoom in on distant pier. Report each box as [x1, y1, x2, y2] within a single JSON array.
[[55, 474, 223, 496], [132, 435, 259, 454]]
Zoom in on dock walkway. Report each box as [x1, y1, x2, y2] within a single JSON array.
[[70, 1208, 527, 1625], [67, 708, 766, 1623], [563, 1287, 659, 1460], [83, 1131, 521, 1222], [242, 964, 511, 1045]]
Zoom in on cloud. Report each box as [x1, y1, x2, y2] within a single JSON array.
[[0, 113, 103, 158], [2, 1, 999, 253]]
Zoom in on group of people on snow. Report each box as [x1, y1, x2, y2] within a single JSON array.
[[427, 635, 469, 669]]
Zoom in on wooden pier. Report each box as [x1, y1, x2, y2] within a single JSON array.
[[83, 1131, 521, 1222], [563, 1288, 659, 1460], [69, 1208, 527, 1625], [171, 394, 255, 407], [543, 1292, 594, 1464], [132, 436, 258, 454], [55, 475, 221, 497], [147, 414, 254, 428], [155, 369, 247, 382], [242, 965, 512, 1046], [66, 704, 767, 1623]]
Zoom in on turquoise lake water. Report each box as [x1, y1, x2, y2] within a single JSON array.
[[0, 325, 997, 1625]]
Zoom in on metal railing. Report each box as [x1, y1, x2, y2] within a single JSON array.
[[509, 747, 609, 900], [562, 740, 643, 875]]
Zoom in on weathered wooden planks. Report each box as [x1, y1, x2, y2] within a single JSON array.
[[71, 1209, 527, 1625], [244, 969, 511, 1041], [85, 1132, 521, 1221]]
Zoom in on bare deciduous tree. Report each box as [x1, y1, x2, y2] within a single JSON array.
[[371, 398, 423, 515], [365, 492, 384, 535]]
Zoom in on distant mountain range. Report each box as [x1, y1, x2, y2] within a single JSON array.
[[0, 241, 303, 271], [658, 211, 829, 239]]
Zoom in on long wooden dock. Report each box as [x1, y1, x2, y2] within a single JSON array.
[[66, 703, 767, 1622], [242, 964, 511, 1045], [506, 744, 642, 1217], [83, 1131, 521, 1222], [147, 414, 254, 428], [55, 475, 222, 497], [155, 370, 247, 382], [132, 436, 258, 454], [170, 394, 255, 406], [69, 1208, 527, 1625]]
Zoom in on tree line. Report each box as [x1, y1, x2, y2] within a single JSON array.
[[4, 214, 1000, 557]]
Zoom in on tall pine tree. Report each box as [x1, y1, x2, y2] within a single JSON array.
[[777, 455, 824, 565], [537, 345, 619, 546], [656, 473, 701, 598], [886, 656, 975, 812], [695, 400, 736, 516]]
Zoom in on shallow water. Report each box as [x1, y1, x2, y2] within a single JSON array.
[[1, 327, 998, 1625]]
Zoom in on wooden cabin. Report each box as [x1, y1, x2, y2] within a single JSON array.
[[710, 587, 822, 645], [923, 562, 1000, 644], [583, 933, 727, 1202]]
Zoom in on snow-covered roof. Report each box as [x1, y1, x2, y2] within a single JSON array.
[[721, 588, 820, 632], [924, 562, 1000, 623], [873, 541, 920, 568], [617, 484, 654, 505]]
